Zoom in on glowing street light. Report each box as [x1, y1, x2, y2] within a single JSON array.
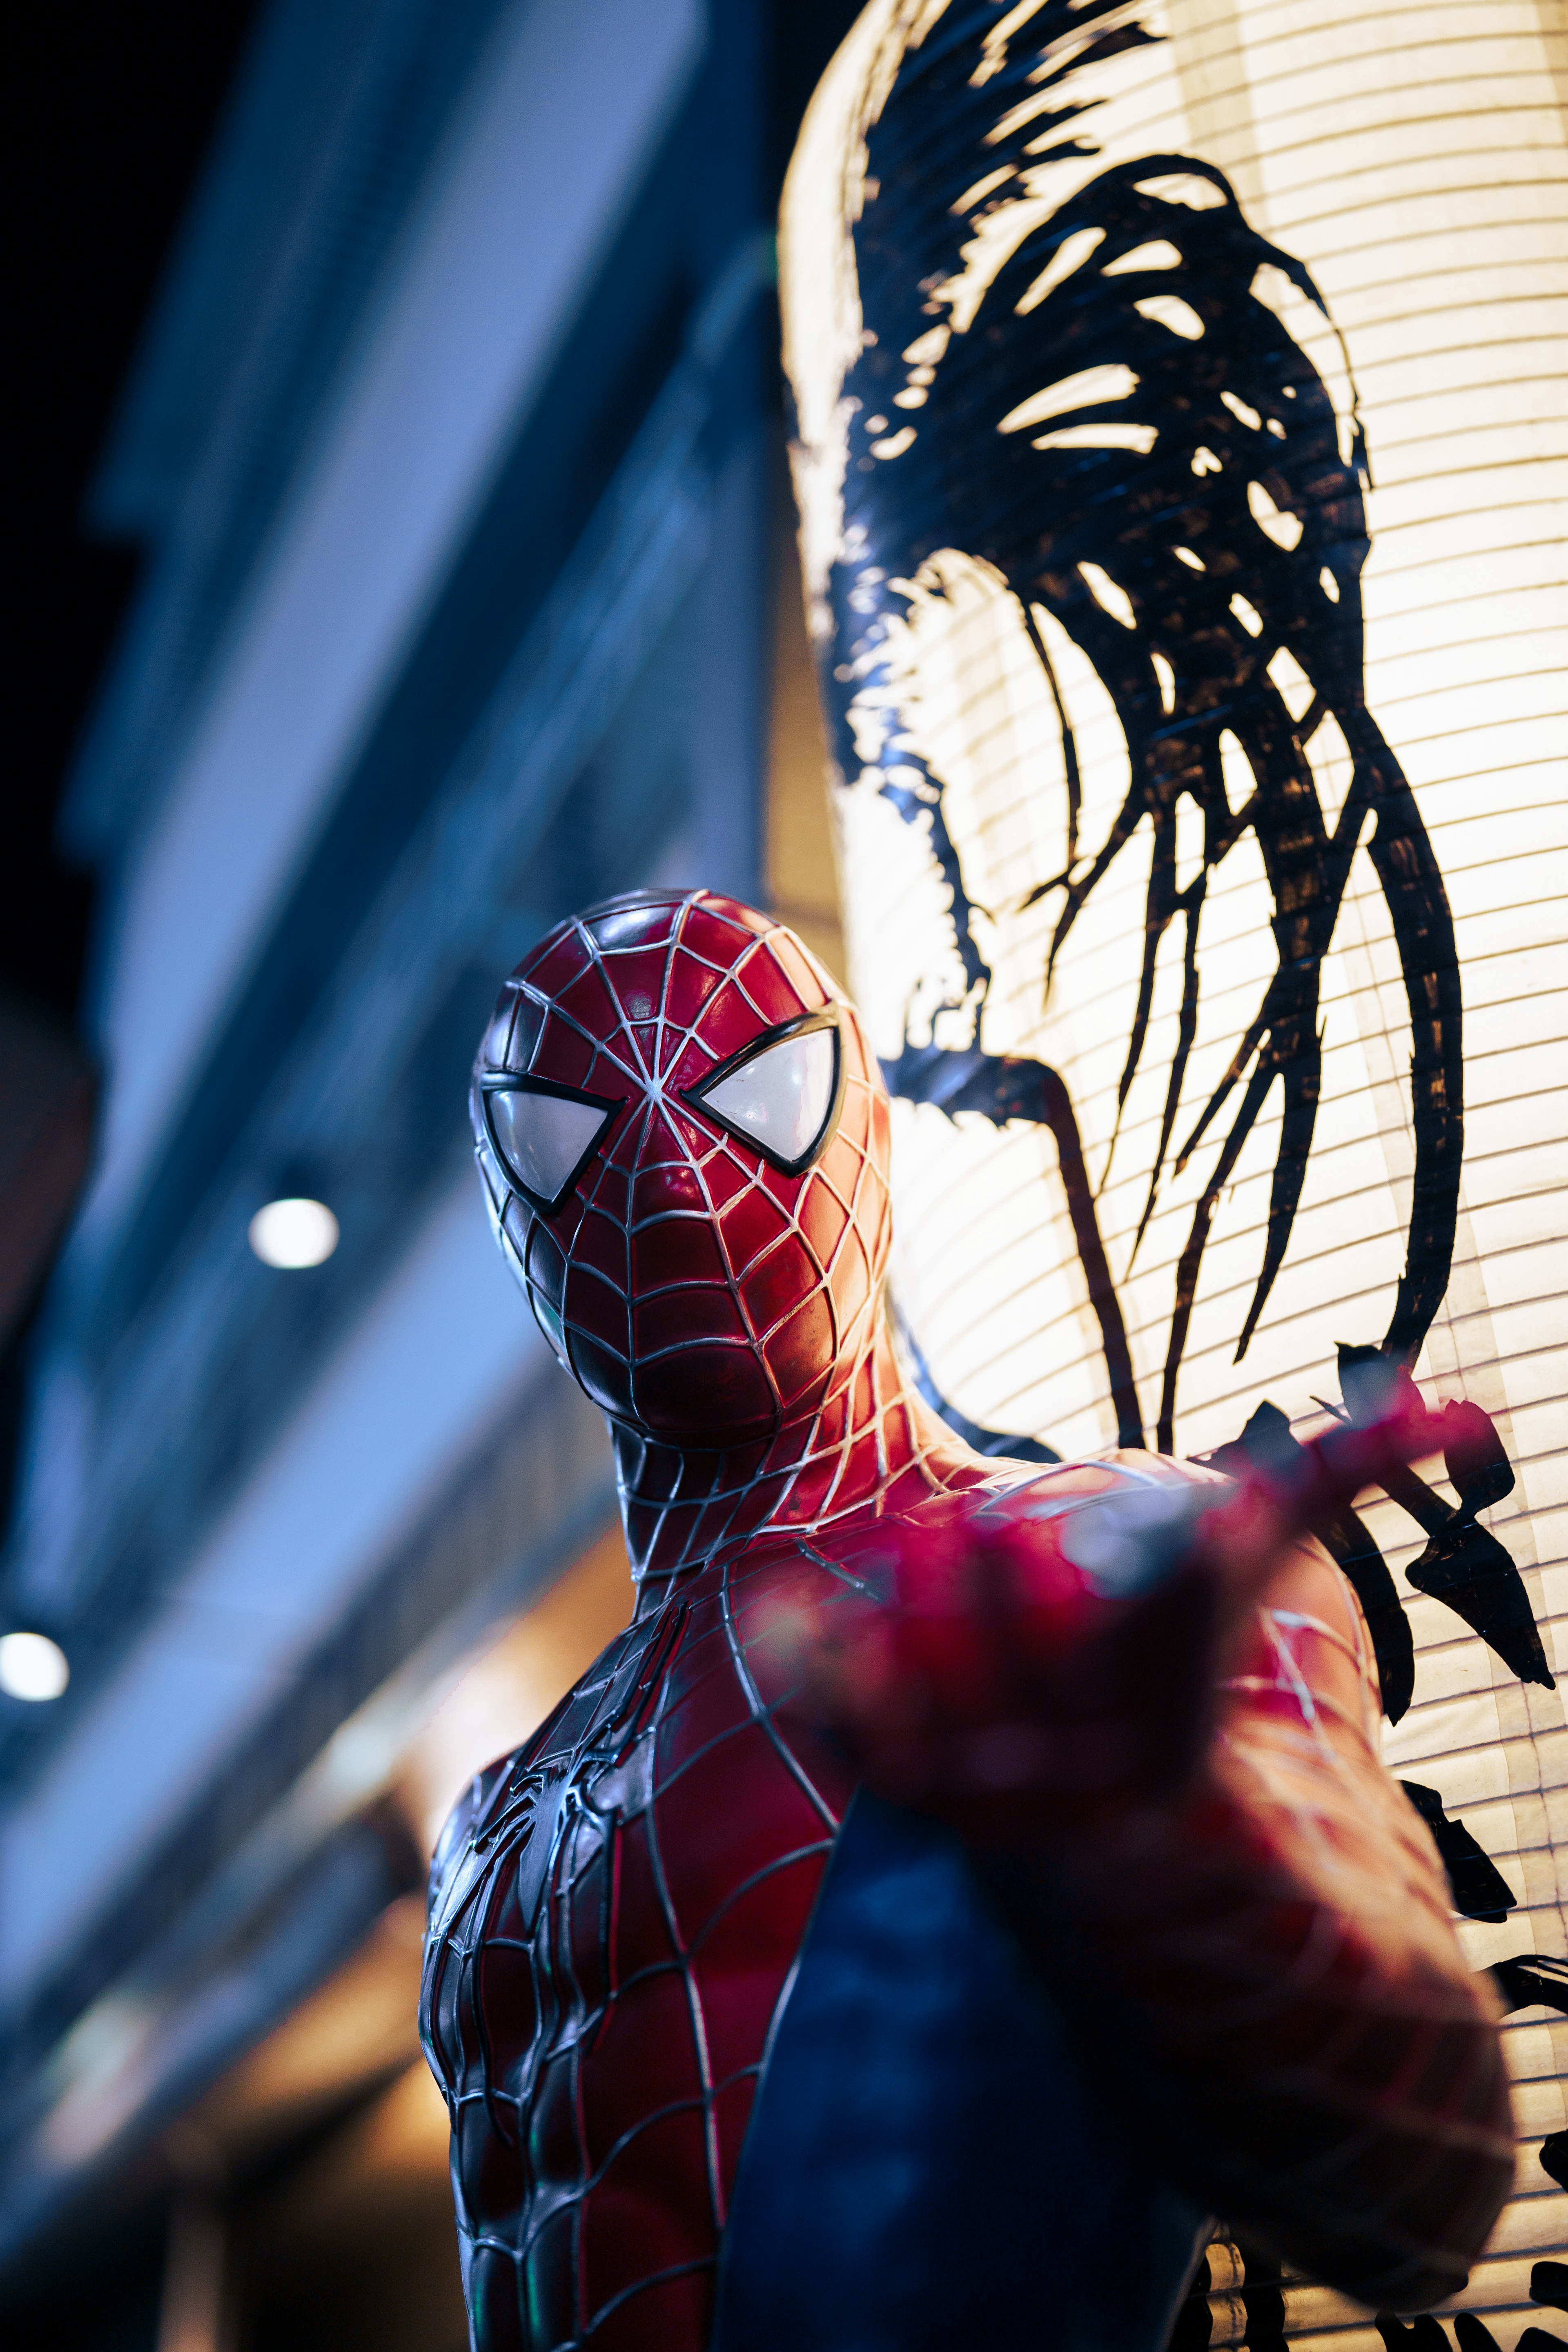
[[248, 1197, 339, 1270], [0, 1630, 70, 1702]]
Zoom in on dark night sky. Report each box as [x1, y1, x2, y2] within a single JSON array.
[[5, 0, 862, 1033], [9, 2, 261, 1026]]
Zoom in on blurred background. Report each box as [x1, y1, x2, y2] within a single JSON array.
[[1, 4, 860, 2341]]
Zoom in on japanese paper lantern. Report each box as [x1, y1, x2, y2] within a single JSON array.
[[780, 2, 1566, 2343]]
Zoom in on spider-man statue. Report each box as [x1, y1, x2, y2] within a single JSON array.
[[420, 889, 1510, 2352]]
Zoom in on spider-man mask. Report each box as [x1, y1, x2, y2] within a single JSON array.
[[470, 890, 893, 1446]]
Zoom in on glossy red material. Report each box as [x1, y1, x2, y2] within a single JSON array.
[[467, 891, 987, 1589], [423, 1541, 856, 2352], [422, 892, 1511, 2352]]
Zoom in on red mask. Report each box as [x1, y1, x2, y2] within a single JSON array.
[[471, 890, 894, 1450]]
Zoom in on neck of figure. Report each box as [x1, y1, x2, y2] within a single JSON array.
[[617, 1313, 985, 1617]]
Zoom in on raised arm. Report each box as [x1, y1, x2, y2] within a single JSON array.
[[791, 1419, 1513, 2308]]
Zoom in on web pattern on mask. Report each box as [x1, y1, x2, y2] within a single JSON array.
[[472, 890, 996, 1583]]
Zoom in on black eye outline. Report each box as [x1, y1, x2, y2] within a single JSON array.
[[479, 1071, 624, 1214], [682, 1008, 846, 1176]]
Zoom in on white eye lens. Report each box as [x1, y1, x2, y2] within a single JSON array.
[[486, 1088, 612, 1208], [697, 1025, 838, 1169]]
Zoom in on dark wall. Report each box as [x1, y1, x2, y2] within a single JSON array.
[[10, 1, 262, 1026]]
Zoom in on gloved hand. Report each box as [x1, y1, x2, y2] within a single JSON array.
[[786, 1369, 1444, 1843]]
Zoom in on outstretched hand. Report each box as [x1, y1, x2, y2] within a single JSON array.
[[780, 1370, 1453, 1844], [764, 1372, 1516, 2307]]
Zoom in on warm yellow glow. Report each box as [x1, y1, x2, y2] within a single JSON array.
[[155, 2196, 225, 2352], [396, 1524, 634, 1852], [784, 0, 1566, 2337], [342, 2055, 453, 2184], [189, 1896, 425, 2158], [768, 508, 848, 986]]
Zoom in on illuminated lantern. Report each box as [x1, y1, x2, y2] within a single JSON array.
[[780, 2, 1566, 2341]]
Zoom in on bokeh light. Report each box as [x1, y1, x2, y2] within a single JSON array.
[[0, 1631, 71, 1703], [248, 1197, 340, 1270]]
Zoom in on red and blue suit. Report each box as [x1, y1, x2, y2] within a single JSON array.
[[419, 890, 1511, 2352]]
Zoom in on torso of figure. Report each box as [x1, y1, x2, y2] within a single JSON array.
[[419, 1450, 1228, 2352]]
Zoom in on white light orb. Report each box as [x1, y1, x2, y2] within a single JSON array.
[[0, 1630, 70, 1703], [247, 1197, 340, 1270]]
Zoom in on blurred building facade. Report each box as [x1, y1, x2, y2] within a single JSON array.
[[0, 2, 851, 2342]]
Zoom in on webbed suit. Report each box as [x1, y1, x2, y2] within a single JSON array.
[[420, 890, 1509, 2352]]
